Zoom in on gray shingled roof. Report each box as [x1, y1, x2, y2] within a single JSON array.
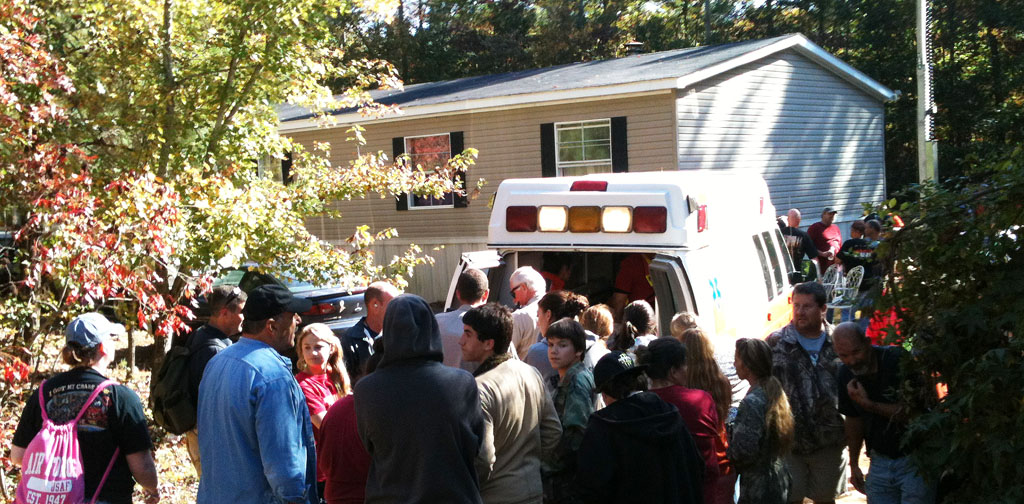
[[278, 35, 796, 123]]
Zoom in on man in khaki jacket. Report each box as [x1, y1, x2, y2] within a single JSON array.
[[461, 303, 562, 504]]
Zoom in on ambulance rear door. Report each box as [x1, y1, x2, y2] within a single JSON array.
[[443, 250, 510, 311], [649, 254, 698, 335]]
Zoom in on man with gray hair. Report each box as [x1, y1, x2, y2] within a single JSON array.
[[834, 322, 934, 503], [342, 281, 400, 378], [509, 266, 546, 360]]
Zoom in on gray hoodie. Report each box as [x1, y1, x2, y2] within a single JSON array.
[[354, 294, 486, 504]]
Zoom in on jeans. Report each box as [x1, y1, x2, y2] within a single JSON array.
[[866, 452, 935, 504]]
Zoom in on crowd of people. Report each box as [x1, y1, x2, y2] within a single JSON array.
[[10, 239, 934, 504]]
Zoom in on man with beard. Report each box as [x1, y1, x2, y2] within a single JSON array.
[[766, 282, 846, 504], [197, 285, 318, 504], [808, 207, 842, 269], [834, 323, 935, 504]]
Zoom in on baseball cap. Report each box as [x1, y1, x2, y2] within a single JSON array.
[[242, 284, 312, 322], [822, 206, 838, 214], [593, 351, 647, 392], [66, 312, 125, 348]]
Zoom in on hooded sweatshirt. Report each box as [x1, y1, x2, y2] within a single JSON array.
[[575, 392, 705, 504], [354, 294, 486, 504]]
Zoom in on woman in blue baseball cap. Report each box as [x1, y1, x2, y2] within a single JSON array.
[[10, 312, 160, 504]]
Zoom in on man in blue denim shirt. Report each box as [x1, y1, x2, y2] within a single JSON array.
[[197, 284, 317, 504]]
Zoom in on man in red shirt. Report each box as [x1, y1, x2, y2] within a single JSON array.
[[807, 207, 842, 269], [610, 253, 655, 321]]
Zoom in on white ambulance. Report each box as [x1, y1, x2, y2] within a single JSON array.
[[444, 170, 798, 347]]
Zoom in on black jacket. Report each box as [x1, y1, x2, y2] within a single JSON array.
[[354, 294, 486, 504], [185, 324, 230, 409], [575, 392, 705, 504]]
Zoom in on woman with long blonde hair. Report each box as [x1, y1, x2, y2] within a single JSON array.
[[729, 338, 794, 504], [295, 323, 352, 499], [681, 327, 735, 504]]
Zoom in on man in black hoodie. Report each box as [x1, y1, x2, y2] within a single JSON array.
[[575, 352, 705, 504], [354, 294, 486, 504]]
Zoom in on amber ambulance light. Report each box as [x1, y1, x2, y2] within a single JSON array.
[[633, 206, 667, 233], [506, 206, 538, 232], [570, 180, 608, 191], [602, 206, 632, 233], [538, 206, 568, 232], [568, 206, 602, 233]]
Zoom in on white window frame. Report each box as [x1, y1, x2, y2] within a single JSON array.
[[554, 119, 613, 177], [404, 132, 455, 210]]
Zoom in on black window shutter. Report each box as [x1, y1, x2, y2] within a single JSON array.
[[540, 123, 556, 177], [450, 131, 468, 208], [611, 116, 628, 173], [393, 137, 408, 211], [281, 152, 293, 184]]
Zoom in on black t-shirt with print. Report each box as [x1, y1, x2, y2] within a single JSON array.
[[838, 238, 880, 291], [780, 225, 821, 265], [837, 346, 908, 458], [13, 367, 153, 504]]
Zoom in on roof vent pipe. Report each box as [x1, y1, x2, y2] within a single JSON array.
[[624, 40, 645, 56]]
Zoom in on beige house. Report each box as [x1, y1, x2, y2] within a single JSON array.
[[279, 33, 896, 302]]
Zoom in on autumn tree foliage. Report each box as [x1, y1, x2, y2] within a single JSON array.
[[1, 0, 474, 367], [869, 152, 1024, 503]]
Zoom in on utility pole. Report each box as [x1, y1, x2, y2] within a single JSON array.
[[916, 0, 938, 182]]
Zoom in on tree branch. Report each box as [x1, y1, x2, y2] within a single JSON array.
[[157, 0, 177, 179]]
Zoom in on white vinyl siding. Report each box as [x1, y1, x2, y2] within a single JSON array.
[[675, 50, 887, 227]]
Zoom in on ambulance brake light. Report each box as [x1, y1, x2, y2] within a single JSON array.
[[506, 206, 538, 232], [570, 180, 608, 191], [633, 207, 667, 233], [505, 204, 668, 234], [697, 205, 708, 232], [601, 207, 632, 233], [538, 206, 568, 232]]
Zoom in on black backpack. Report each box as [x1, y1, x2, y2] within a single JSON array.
[[150, 339, 224, 434]]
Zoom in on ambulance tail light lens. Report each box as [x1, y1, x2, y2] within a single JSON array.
[[633, 207, 667, 233], [570, 180, 608, 192], [538, 206, 568, 232], [697, 205, 708, 232], [506, 206, 538, 232], [568, 206, 602, 233], [601, 207, 632, 233]]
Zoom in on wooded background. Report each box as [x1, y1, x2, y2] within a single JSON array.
[[334, 0, 1024, 194]]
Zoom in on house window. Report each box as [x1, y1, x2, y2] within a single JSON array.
[[555, 119, 613, 177], [256, 153, 291, 184], [405, 133, 454, 208]]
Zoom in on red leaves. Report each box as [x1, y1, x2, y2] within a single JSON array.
[[2, 359, 30, 384], [1, 355, 30, 384]]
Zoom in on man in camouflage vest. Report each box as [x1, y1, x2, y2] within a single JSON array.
[[766, 281, 847, 504]]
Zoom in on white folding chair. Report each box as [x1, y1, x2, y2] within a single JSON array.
[[827, 265, 865, 321], [819, 263, 844, 301]]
